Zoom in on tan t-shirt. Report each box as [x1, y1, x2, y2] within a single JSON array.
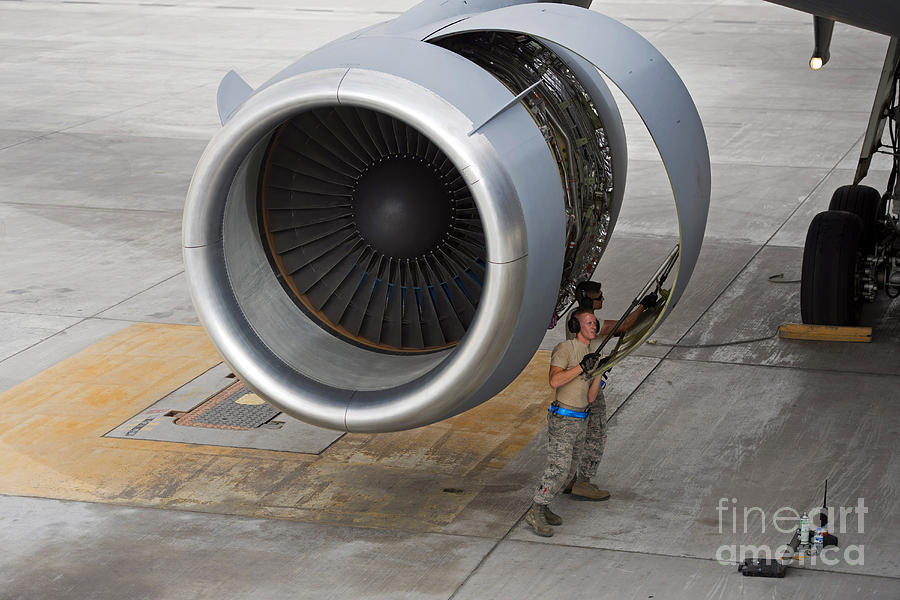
[[550, 338, 603, 409]]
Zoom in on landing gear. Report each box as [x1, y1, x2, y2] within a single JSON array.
[[828, 184, 881, 251], [800, 185, 899, 325], [800, 209, 863, 325], [800, 40, 900, 325]]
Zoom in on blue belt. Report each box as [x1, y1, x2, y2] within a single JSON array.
[[548, 405, 589, 419]]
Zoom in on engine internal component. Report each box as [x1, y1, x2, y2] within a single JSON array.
[[435, 32, 618, 315], [260, 106, 485, 353]]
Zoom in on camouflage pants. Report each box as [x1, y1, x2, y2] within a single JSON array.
[[533, 391, 607, 505]]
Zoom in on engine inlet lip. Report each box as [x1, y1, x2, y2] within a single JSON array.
[[183, 68, 528, 431]]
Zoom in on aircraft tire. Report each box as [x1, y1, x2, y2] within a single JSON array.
[[828, 184, 881, 251], [800, 210, 863, 325]]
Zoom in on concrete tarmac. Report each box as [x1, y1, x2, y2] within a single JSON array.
[[1, 1, 898, 598]]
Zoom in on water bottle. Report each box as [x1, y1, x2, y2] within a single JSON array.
[[814, 526, 824, 554], [799, 513, 810, 547]]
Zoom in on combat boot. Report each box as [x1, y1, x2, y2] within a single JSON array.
[[562, 474, 576, 494], [525, 502, 554, 537], [570, 480, 610, 501], [543, 505, 562, 526]]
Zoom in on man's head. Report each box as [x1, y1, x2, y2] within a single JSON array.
[[575, 280, 603, 311], [570, 307, 599, 340]]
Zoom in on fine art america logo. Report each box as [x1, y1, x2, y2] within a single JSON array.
[[714, 497, 867, 566]]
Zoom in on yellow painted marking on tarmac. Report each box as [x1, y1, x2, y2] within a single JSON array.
[[0, 323, 554, 535], [234, 394, 266, 406], [778, 323, 872, 343]]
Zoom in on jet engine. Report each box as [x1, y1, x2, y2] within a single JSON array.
[[183, 0, 710, 432]]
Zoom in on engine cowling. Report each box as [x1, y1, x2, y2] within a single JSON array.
[[183, 1, 710, 432]]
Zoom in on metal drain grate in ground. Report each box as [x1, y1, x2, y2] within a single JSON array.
[[175, 381, 280, 430]]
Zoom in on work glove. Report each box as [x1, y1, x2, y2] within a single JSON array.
[[579, 353, 600, 374], [580, 353, 609, 376], [640, 291, 658, 309]]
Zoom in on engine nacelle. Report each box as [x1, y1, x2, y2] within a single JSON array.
[[183, 0, 710, 432]]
